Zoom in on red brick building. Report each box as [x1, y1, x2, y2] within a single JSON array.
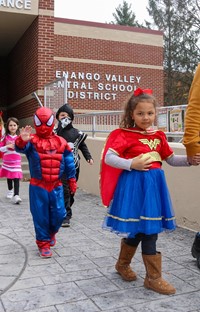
[[0, 0, 164, 124]]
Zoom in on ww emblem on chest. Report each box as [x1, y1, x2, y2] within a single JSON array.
[[139, 139, 160, 150]]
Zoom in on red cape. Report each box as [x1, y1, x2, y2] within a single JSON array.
[[100, 129, 123, 207]]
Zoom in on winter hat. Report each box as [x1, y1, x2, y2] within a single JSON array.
[[56, 103, 74, 121]]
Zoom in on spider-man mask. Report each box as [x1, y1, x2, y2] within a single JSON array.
[[34, 107, 55, 138]]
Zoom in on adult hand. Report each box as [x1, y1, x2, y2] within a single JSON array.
[[188, 153, 200, 166]]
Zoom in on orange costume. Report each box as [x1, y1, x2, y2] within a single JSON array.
[[182, 63, 200, 270], [183, 64, 200, 155]]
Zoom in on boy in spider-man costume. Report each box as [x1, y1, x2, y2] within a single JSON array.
[[15, 107, 77, 258]]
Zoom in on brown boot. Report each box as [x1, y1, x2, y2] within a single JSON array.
[[115, 238, 137, 281], [142, 252, 176, 295]]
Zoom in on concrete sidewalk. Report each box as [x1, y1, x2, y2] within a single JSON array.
[[0, 180, 200, 312]]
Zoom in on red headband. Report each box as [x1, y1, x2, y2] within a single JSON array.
[[0, 111, 3, 117], [133, 88, 153, 96]]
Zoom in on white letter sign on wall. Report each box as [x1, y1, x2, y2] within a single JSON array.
[[0, 0, 31, 10], [55, 70, 142, 101]]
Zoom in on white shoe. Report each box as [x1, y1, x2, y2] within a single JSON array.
[[6, 190, 14, 199], [13, 195, 22, 204]]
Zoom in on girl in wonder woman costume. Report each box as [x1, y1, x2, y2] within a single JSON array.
[[100, 88, 199, 295]]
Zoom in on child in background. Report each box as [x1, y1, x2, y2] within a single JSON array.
[[55, 103, 93, 227], [0, 111, 5, 140], [0, 111, 5, 158], [0, 117, 23, 204], [100, 88, 198, 295]]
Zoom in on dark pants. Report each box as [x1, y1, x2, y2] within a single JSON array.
[[125, 233, 158, 255], [7, 178, 20, 196], [62, 167, 80, 219]]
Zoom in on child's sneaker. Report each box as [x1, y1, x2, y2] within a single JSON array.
[[50, 235, 56, 247], [39, 248, 52, 258], [6, 189, 14, 199], [13, 195, 22, 204], [61, 217, 70, 227]]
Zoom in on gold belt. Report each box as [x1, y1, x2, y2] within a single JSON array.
[[141, 151, 162, 163]]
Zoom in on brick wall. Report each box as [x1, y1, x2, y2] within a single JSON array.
[[39, 0, 54, 10], [53, 61, 164, 111], [38, 15, 55, 89], [55, 36, 163, 66], [53, 20, 164, 111], [0, 0, 163, 121], [8, 18, 38, 101], [5, 0, 54, 119]]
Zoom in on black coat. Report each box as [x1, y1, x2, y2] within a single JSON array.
[[55, 123, 92, 163]]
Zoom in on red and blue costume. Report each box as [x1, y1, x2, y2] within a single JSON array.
[[15, 107, 76, 256], [100, 127, 176, 238]]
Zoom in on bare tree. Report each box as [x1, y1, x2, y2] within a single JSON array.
[[147, 0, 200, 105]]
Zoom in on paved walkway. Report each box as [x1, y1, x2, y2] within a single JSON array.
[[0, 180, 200, 312]]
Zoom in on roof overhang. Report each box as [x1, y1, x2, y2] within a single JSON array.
[[0, 0, 39, 56]]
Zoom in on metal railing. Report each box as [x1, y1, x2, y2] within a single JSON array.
[[73, 111, 123, 137], [73, 105, 187, 142]]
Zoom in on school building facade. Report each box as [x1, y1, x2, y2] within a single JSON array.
[[0, 0, 164, 125]]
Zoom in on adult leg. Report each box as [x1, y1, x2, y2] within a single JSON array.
[[141, 234, 176, 295]]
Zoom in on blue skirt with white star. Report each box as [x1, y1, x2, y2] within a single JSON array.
[[102, 168, 176, 238]]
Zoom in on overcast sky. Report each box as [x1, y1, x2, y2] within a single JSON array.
[[54, 0, 151, 24]]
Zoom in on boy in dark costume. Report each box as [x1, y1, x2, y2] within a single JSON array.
[[55, 104, 93, 227]]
